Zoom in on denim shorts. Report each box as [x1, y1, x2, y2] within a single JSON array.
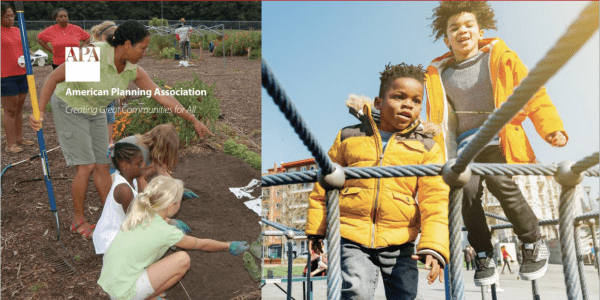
[[51, 94, 110, 166], [1, 75, 28, 96], [106, 101, 116, 124]]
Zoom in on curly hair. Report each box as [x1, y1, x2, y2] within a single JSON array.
[[429, 1, 497, 41], [106, 20, 149, 47], [378, 63, 425, 98]]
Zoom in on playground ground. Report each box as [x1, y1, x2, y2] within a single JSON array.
[[261, 264, 599, 300], [1, 50, 262, 299]]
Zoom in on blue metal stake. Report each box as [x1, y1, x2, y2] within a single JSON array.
[[15, 1, 60, 240]]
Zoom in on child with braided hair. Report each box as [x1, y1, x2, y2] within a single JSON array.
[[98, 176, 249, 300], [306, 63, 449, 300]]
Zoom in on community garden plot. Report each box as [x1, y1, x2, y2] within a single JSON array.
[[1, 52, 261, 300]]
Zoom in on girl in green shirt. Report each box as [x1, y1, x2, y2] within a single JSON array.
[[98, 176, 249, 300]]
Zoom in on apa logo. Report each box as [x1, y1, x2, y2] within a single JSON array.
[[65, 46, 101, 82]]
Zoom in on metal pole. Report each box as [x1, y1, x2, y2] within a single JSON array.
[[586, 220, 599, 276], [222, 24, 225, 70], [161, 1, 163, 20], [326, 189, 341, 300], [287, 239, 293, 300], [558, 185, 583, 299], [573, 222, 590, 300], [532, 280, 541, 300], [448, 188, 466, 300]]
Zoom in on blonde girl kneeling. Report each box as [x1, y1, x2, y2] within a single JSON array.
[[98, 176, 249, 300]]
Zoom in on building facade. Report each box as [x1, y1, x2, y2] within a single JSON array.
[[262, 159, 318, 259]]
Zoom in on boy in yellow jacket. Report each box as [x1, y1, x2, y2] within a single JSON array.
[[425, 1, 568, 285], [306, 63, 449, 300]]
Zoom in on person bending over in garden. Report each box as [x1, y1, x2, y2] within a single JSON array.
[[98, 176, 249, 300], [305, 63, 450, 300], [425, 1, 567, 285], [36, 7, 90, 69], [115, 123, 198, 200], [29, 20, 213, 240]]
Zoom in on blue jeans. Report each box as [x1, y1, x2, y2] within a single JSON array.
[[341, 238, 418, 300]]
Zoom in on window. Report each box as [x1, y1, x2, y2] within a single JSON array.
[[301, 167, 307, 171], [310, 166, 316, 170]]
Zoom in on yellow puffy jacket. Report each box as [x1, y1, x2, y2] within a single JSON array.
[[305, 105, 450, 262], [425, 38, 568, 163]]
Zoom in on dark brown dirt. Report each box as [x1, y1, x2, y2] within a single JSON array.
[[1, 51, 261, 300]]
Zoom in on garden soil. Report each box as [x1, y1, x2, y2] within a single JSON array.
[[1, 50, 262, 300]]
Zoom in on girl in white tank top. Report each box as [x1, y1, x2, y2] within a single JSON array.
[[93, 143, 144, 254]]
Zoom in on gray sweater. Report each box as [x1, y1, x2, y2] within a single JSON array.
[[441, 51, 495, 137]]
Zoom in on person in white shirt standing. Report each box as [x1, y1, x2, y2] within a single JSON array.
[[175, 18, 193, 61]]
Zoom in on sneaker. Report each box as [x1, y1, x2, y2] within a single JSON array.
[[519, 240, 549, 280], [473, 252, 498, 286]]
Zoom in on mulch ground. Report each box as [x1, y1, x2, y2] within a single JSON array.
[[1, 50, 262, 300]]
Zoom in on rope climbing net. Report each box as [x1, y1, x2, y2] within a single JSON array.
[[261, 3, 599, 300]]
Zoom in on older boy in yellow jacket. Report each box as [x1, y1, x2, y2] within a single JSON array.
[[306, 63, 449, 300], [425, 1, 568, 286]]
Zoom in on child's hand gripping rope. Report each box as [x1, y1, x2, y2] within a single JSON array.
[[228, 241, 250, 256], [168, 219, 191, 234]]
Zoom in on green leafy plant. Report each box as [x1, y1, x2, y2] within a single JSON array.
[[249, 49, 261, 60], [113, 75, 220, 146], [159, 47, 178, 59], [148, 34, 177, 57], [148, 17, 169, 26], [213, 31, 261, 57], [223, 139, 260, 169], [74, 254, 81, 261]]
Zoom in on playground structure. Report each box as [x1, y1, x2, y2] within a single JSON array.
[[261, 2, 599, 300]]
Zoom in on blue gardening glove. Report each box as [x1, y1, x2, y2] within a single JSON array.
[[229, 241, 250, 256], [169, 219, 191, 234], [183, 188, 199, 200]]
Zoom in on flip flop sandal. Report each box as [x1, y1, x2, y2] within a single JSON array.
[[5, 144, 23, 153], [17, 139, 35, 146], [243, 252, 261, 282], [70, 220, 95, 239]]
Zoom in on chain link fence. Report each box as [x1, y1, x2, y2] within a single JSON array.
[[17, 20, 261, 31]]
